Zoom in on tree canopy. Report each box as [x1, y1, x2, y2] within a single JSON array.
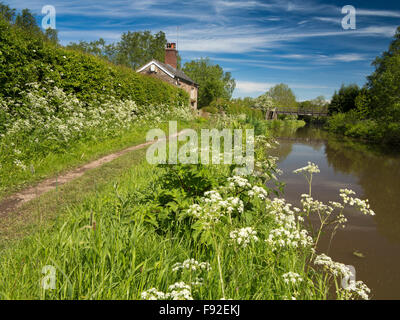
[[268, 83, 297, 109], [66, 31, 182, 70], [182, 58, 235, 108], [254, 92, 274, 117], [361, 26, 400, 121], [328, 84, 360, 114]]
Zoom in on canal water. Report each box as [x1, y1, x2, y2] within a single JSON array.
[[269, 125, 400, 300]]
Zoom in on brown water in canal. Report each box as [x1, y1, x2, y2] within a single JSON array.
[[269, 125, 400, 300]]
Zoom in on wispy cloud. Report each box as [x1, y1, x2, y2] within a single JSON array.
[[357, 9, 400, 18], [236, 80, 330, 94]]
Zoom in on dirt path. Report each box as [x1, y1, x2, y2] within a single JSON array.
[[0, 130, 188, 218]]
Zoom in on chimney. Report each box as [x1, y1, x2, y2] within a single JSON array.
[[165, 42, 177, 69]]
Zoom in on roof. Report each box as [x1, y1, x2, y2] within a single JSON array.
[[137, 60, 198, 86]]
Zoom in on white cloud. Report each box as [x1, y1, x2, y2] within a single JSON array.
[[329, 54, 366, 62], [235, 81, 275, 93], [314, 17, 341, 25], [279, 53, 367, 63], [235, 80, 330, 95], [357, 9, 400, 18]]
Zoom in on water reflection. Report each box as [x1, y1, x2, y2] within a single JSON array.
[[269, 125, 400, 299]]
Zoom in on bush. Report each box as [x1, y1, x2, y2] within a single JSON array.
[[326, 112, 400, 145], [202, 106, 219, 114]]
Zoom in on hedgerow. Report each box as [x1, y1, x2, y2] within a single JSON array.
[[0, 18, 188, 108]]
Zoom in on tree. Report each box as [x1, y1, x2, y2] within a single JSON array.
[[268, 83, 297, 109], [328, 84, 360, 114], [66, 38, 112, 59], [67, 31, 182, 70], [44, 28, 58, 44], [15, 8, 40, 34], [113, 31, 168, 69], [183, 58, 235, 108], [254, 92, 274, 119], [362, 26, 400, 121], [0, 2, 16, 22]]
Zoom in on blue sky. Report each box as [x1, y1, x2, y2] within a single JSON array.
[[9, 0, 400, 101]]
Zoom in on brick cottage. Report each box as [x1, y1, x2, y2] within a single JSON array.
[[137, 43, 199, 109]]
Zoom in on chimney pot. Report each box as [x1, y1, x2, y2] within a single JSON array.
[[165, 42, 177, 69]]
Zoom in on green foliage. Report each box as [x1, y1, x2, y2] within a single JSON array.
[[183, 58, 235, 108], [254, 92, 274, 117], [66, 31, 182, 69], [328, 84, 360, 114], [299, 96, 329, 114], [268, 83, 297, 109], [365, 26, 400, 121], [202, 106, 219, 114], [207, 97, 231, 112], [326, 112, 400, 145], [136, 162, 226, 234], [109, 30, 169, 69], [0, 17, 188, 106], [326, 26, 400, 145], [66, 38, 112, 59], [0, 2, 15, 22], [14, 8, 40, 34]]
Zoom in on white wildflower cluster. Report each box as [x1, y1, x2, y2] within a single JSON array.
[[339, 189, 375, 216], [266, 227, 313, 250], [191, 277, 204, 287], [301, 195, 349, 229], [293, 162, 320, 175], [344, 280, 371, 300], [282, 272, 303, 285], [227, 176, 252, 190], [0, 84, 194, 172], [314, 255, 371, 300], [230, 227, 259, 247], [187, 190, 244, 228], [301, 194, 334, 214], [248, 185, 269, 200], [13, 159, 27, 171], [141, 288, 167, 300], [167, 282, 193, 300], [172, 258, 211, 272], [141, 282, 193, 300], [265, 198, 313, 250], [314, 254, 353, 278]]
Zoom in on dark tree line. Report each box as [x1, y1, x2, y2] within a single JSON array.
[[0, 2, 58, 43]]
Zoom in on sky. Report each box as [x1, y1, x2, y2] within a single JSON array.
[[8, 0, 400, 101]]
